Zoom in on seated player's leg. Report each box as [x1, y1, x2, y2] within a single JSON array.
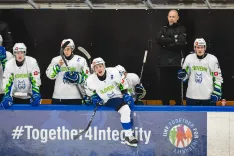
[[200, 99, 216, 106], [13, 97, 31, 104], [62, 99, 83, 105], [186, 98, 199, 106], [105, 98, 138, 147]]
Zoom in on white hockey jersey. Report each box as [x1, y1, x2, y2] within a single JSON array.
[[46, 55, 89, 99], [3, 56, 41, 99], [183, 53, 223, 100], [0, 51, 13, 94], [85, 67, 128, 103]]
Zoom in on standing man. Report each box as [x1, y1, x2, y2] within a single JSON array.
[[178, 38, 223, 106], [0, 20, 13, 52], [156, 10, 187, 105]]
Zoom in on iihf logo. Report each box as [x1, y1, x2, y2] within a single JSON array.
[[195, 72, 203, 84]]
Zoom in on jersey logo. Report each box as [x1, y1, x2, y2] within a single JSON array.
[[34, 71, 38, 76], [77, 58, 81, 62], [111, 74, 113, 80], [121, 79, 125, 84], [18, 80, 26, 89], [107, 91, 115, 98], [214, 72, 218, 76], [195, 72, 203, 84]]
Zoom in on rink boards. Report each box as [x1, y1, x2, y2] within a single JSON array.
[[0, 105, 233, 156]]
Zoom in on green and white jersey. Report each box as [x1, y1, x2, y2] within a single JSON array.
[[46, 55, 89, 99], [85, 67, 128, 103], [125, 73, 140, 100], [3, 56, 41, 99], [183, 53, 223, 100], [0, 51, 13, 94]]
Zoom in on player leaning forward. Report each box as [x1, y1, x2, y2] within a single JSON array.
[[46, 39, 89, 104], [178, 38, 223, 106], [85, 57, 138, 147], [0, 35, 13, 101], [1, 43, 41, 108]]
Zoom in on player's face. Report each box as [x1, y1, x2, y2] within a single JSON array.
[[63, 47, 72, 57], [94, 64, 105, 76], [15, 51, 25, 62], [195, 45, 206, 56], [168, 10, 179, 25]]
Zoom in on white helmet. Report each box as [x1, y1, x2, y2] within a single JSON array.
[[13, 43, 27, 55], [115, 65, 126, 76], [0, 35, 2, 45], [91, 57, 105, 70], [61, 39, 75, 51], [194, 38, 206, 48]]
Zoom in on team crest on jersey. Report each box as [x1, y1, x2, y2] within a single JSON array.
[[195, 72, 203, 84], [18, 80, 26, 89], [107, 91, 115, 98]]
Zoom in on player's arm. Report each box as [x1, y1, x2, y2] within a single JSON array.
[[156, 27, 175, 46], [178, 55, 190, 82], [84, 79, 103, 105], [114, 69, 134, 106], [1, 62, 14, 109], [131, 74, 146, 100], [210, 57, 223, 102], [167, 26, 187, 50], [29, 59, 41, 106], [46, 58, 61, 80], [63, 58, 90, 85]]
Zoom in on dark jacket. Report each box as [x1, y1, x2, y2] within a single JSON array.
[[156, 23, 186, 67], [0, 21, 13, 52]]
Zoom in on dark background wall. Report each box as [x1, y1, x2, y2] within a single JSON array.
[[1, 9, 233, 100]]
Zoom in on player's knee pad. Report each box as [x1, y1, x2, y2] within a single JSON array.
[[118, 105, 131, 123]]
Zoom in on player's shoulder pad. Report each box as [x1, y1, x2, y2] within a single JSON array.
[[127, 73, 140, 80], [74, 55, 86, 63], [5, 56, 14, 66], [86, 74, 96, 84], [207, 53, 218, 61], [51, 56, 61, 62], [106, 67, 120, 76]]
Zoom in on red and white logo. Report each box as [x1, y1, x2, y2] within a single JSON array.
[[214, 72, 218, 76], [34, 71, 38, 76]]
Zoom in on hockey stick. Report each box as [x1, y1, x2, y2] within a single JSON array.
[[60, 41, 86, 104], [73, 104, 99, 140], [180, 51, 185, 105], [77, 46, 92, 74], [135, 50, 148, 103]]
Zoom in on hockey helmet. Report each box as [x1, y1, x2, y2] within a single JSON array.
[[13, 43, 27, 55], [194, 38, 206, 48], [91, 57, 105, 70], [0, 35, 2, 45], [61, 39, 75, 51], [115, 65, 126, 76]]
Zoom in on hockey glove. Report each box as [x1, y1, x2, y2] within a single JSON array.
[[53, 64, 61, 75], [210, 86, 222, 102], [30, 91, 41, 106], [82, 95, 92, 105], [135, 84, 146, 100], [63, 71, 84, 84], [123, 93, 134, 107], [91, 94, 104, 106], [0, 46, 6, 61], [178, 69, 187, 81], [1, 94, 13, 109]]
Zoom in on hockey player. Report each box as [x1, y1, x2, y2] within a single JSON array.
[[115, 65, 146, 105], [1, 43, 41, 109], [178, 38, 223, 106], [85, 57, 138, 147], [0, 35, 13, 101], [46, 39, 89, 104]]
